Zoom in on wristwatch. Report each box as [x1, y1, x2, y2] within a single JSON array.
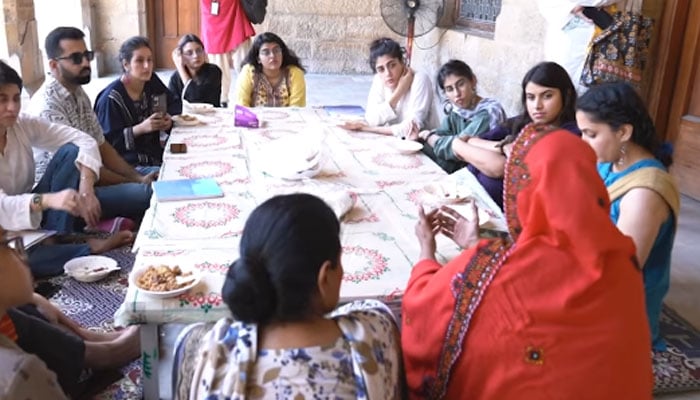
[[31, 193, 43, 211]]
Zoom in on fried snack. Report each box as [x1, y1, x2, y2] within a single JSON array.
[[181, 114, 196, 121], [136, 265, 194, 292]]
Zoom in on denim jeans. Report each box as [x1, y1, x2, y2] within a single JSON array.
[[27, 243, 91, 278], [33, 144, 155, 232]]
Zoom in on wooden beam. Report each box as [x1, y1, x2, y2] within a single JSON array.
[[665, 0, 700, 142], [645, 0, 690, 139]]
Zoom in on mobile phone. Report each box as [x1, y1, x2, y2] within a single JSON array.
[[151, 94, 167, 115]]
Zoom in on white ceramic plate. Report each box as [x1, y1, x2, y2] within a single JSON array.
[[64, 255, 120, 283], [185, 102, 215, 114], [264, 155, 323, 180], [172, 114, 200, 126], [261, 135, 325, 180], [392, 139, 423, 154], [130, 267, 201, 299]]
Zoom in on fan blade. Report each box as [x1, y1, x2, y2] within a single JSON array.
[[412, 0, 441, 37]]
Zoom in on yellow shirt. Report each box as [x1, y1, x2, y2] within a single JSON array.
[[235, 64, 306, 107]]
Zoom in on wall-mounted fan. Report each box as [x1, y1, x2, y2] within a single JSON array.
[[380, 0, 444, 65]]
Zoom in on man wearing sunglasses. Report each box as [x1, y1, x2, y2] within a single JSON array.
[[30, 27, 155, 232]]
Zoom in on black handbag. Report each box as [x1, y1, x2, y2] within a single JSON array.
[[581, 10, 655, 88], [241, 0, 267, 24]]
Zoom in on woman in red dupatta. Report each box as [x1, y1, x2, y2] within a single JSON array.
[[401, 124, 653, 399]]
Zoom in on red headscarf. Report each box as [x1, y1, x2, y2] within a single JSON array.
[[402, 125, 652, 399]]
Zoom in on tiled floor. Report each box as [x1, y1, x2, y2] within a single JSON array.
[[28, 72, 700, 399]]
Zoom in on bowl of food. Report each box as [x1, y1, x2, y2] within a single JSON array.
[[64, 255, 120, 283], [173, 114, 200, 126], [391, 139, 423, 154], [130, 265, 200, 298]]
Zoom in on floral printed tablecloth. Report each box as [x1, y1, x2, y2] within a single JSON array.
[[115, 107, 506, 326]]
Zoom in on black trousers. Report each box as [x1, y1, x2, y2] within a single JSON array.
[[7, 304, 86, 397]]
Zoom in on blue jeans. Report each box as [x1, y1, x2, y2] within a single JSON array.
[[28, 243, 90, 278], [34, 144, 155, 232]]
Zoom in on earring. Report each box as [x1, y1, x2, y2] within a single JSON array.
[[617, 142, 627, 166]]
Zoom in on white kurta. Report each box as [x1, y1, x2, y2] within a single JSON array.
[[0, 114, 101, 231], [364, 70, 434, 137]]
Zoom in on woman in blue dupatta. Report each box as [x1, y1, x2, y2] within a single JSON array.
[[577, 82, 680, 352], [94, 36, 181, 167], [188, 193, 403, 400]]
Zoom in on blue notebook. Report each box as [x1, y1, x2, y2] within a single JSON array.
[[152, 178, 224, 202], [322, 105, 365, 117]]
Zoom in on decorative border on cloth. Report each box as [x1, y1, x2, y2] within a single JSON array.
[[427, 239, 512, 399], [177, 161, 234, 179], [502, 123, 557, 240], [172, 202, 240, 229], [653, 344, 700, 394], [371, 153, 423, 169], [341, 245, 389, 283]]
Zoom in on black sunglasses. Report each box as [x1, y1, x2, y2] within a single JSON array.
[[56, 50, 95, 65]]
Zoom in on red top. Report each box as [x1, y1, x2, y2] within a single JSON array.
[[200, 0, 256, 54], [401, 126, 653, 399]]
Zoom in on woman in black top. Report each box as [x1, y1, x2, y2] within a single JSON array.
[[169, 34, 223, 107]]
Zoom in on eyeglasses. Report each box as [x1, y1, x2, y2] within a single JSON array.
[[260, 47, 282, 58], [56, 50, 95, 65], [1, 236, 27, 261], [183, 48, 205, 57]]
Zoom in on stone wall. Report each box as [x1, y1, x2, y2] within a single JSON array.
[[0, 0, 44, 93], [258, 0, 546, 116], [91, 0, 148, 74], [257, 0, 398, 75]]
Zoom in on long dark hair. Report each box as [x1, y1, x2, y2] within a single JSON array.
[[118, 36, 151, 72], [222, 194, 341, 325], [577, 82, 671, 167], [0, 61, 22, 89], [243, 32, 305, 73], [368, 37, 405, 73], [176, 33, 205, 53], [507, 62, 577, 135]]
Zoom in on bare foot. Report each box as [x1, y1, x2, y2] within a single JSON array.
[[87, 231, 134, 254], [79, 327, 124, 343], [84, 326, 141, 369]]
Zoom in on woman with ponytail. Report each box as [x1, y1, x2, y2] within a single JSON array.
[[577, 82, 680, 352], [188, 193, 403, 399]]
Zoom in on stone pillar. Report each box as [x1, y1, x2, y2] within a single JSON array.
[[0, 0, 45, 94]]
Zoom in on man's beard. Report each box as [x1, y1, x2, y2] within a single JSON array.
[[60, 64, 91, 85]]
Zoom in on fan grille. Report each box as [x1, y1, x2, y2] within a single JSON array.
[[380, 0, 443, 37]]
